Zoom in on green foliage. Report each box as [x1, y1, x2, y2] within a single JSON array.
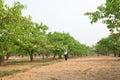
[[47, 32, 92, 56], [47, 32, 67, 55], [85, 0, 120, 33], [95, 34, 120, 56], [109, 33, 120, 55], [0, 0, 26, 56], [0, 0, 49, 62], [95, 37, 111, 55]]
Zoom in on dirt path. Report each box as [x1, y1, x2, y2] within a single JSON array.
[[1, 56, 120, 80]]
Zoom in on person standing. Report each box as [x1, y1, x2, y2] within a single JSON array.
[[64, 50, 68, 61]]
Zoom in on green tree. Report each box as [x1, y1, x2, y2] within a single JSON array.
[[95, 37, 111, 56], [16, 21, 48, 62], [34, 23, 48, 60], [109, 33, 120, 57], [95, 34, 120, 57], [85, 0, 120, 33], [0, 0, 25, 66], [47, 32, 65, 59]]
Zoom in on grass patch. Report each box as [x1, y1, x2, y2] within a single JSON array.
[[0, 69, 21, 77], [6, 59, 61, 65], [6, 60, 30, 65], [0, 69, 28, 77]]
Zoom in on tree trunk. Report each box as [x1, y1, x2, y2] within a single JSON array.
[[6, 53, 10, 60], [34, 54, 37, 58], [45, 54, 48, 59], [29, 53, 33, 62], [42, 53, 44, 60], [53, 54, 56, 60], [29, 50, 34, 62], [58, 54, 62, 59], [114, 53, 117, 57], [0, 56, 5, 66], [118, 53, 120, 57], [97, 54, 100, 56]]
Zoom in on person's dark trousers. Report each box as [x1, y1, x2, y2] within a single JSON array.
[[64, 55, 68, 61]]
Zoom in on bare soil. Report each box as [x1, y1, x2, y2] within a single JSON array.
[[1, 56, 120, 80]]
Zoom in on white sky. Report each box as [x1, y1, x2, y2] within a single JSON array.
[[5, 0, 110, 46]]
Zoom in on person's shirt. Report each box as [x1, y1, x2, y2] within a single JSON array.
[[64, 50, 67, 55]]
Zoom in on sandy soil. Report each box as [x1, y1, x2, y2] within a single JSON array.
[[1, 56, 120, 80]]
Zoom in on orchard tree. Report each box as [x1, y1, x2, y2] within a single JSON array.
[[47, 32, 65, 59], [0, 0, 25, 66], [85, 0, 120, 33], [16, 16, 36, 62], [68, 39, 92, 57], [34, 23, 48, 60], [95, 37, 112, 56], [16, 20, 48, 62], [95, 34, 120, 56], [109, 33, 120, 56]]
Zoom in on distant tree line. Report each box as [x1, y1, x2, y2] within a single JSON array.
[[94, 33, 120, 57]]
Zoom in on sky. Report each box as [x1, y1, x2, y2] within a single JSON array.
[[5, 0, 110, 46]]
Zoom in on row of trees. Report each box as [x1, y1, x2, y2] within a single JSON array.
[[95, 33, 120, 56], [0, 0, 92, 66], [85, 0, 120, 56]]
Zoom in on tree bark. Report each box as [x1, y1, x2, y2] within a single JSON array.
[[6, 53, 10, 60], [42, 53, 44, 60], [58, 54, 62, 59], [114, 53, 117, 57], [29, 53, 33, 62], [29, 50, 34, 62], [0, 55, 5, 66], [53, 54, 56, 60], [118, 53, 120, 57], [45, 54, 48, 59]]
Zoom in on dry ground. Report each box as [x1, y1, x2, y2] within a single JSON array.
[[1, 56, 120, 80]]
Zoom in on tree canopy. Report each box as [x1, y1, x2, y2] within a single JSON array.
[[85, 0, 120, 33]]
